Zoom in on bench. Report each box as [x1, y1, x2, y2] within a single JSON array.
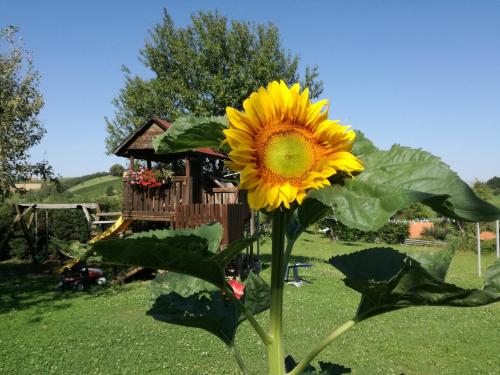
[[285, 263, 313, 287]]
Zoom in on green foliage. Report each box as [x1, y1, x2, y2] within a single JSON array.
[[105, 185, 114, 196], [320, 217, 408, 244], [148, 271, 270, 346], [93, 222, 257, 288], [307, 137, 500, 231], [0, 26, 52, 202], [109, 164, 124, 177], [330, 245, 500, 322], [94, 223, 265, 348], [395, 202, 435, 220], [149, 272, 239, 345], [486, 176, 500, 194], [47, 209, 90, 243], [455, 235, 498, 254], [153, 115, 227, 154], [105, 9, 323, 153], [472, 180, 494, 201], [421, 221, 456, 241]]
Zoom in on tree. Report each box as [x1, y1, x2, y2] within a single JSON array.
[[105, 9, 323, 153], [0, 26, 52, 202], [472, 180, 493, 201], [109, 163, 125, 176], [486, 176, 500, 194]]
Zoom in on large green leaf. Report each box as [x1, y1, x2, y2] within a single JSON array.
[[308, 138, 500, 231], [153, 115, 227, 154], [148, 271, 270, 346], [408, 238, 457, 280], [298, 198, 331, 230], [329, 247, 500, 322], [238, 271, 271, 321], [93, 223, 255, 288], [148, 272, 239, 345], [128, 222, 224, 253]]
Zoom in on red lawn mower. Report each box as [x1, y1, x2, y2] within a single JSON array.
[[60, 262, 106, 291]]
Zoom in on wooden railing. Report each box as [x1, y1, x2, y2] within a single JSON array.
[[122, 177, 189, 220], [122, 177, 250, 244], [202, 187, 239, 204], [173, 203, 250, 245]]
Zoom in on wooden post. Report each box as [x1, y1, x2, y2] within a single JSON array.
[[256, 211, 260, 259], [35, 209, 38, 242], [15, 205, 36, 263], [129, 156, 135, 171], [496, 220, 499, 259], [81, 206, 92, 224], [476, 222, 481, 277], [185, 157, 190, 177], [147, 159, 152, 169], [249, 210, 255, 261], [45, 210, 49, 251]]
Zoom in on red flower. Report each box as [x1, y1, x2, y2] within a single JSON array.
[[228, 279, 245, 300]]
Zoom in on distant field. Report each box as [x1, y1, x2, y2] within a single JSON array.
[[68, 175, 122, 196], [14, 183, 41, 191]]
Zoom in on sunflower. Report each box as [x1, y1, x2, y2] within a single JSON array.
[[224, 81, 363, 211]]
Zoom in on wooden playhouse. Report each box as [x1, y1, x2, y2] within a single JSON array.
[[114, 118, 250, 245]]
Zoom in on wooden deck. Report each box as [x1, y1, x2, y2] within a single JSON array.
[[121, 179, 250, 245]]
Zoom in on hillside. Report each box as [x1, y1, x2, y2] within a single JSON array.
[[68, 175, 122, 197]]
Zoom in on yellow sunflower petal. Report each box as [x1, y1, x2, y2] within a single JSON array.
[[224, 81, 363, 211]]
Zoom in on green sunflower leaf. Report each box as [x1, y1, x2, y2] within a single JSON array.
[[309, 140, 500, 231], [153, 115, 227, 154], [128, 222, 223, 253], [93, 223, 253, 288], [148, 271, 270, 346], [329, 247, 500, 322], [148, 272, 239, 345], [239, 271, 271, 321]]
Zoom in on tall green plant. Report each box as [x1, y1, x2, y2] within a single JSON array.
[[94, 103, 500, 374]]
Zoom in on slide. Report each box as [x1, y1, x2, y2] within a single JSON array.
[[89, 216, 133, 244]]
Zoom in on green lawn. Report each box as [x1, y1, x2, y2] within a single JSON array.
[[68, 175, 122, 197], [1, 233, 498, 374]]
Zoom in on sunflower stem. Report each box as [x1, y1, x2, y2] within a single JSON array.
[[229, 344, 248, 375], [287, 320, 356, 375], [224, 285, 272, 345], [267, 209, 286, 375]]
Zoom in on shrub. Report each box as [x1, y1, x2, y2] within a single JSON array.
[[319, 217, 408, 244], [454, 235, 497, 253], [421, 221, 456, 241], [106, 185, 115, 196], [109, 164, 125, 177]]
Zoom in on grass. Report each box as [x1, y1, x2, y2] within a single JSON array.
[[1, 233, 499, 374], [67, 175, 122, 197]]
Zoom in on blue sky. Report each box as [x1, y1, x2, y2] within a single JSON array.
[[1, 0, 499, 182]]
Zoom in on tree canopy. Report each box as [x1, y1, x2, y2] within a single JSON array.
[[0, 26, 52, 202], [105, 9, 323, 154]]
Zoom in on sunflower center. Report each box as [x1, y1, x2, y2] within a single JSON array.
[[263, 133, 314, 178]]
